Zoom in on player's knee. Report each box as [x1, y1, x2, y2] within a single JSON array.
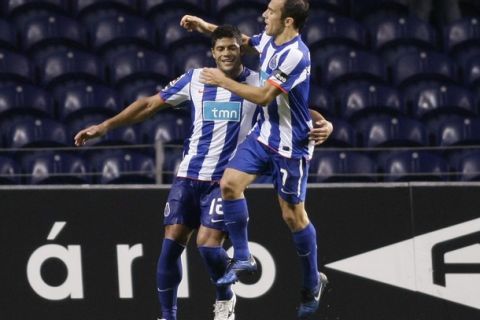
[[196, 227, 225, 247], [220, 177, 239, 199], [281, 208, 309, 231]]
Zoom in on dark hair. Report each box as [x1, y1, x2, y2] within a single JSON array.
[[211, 24, 243, 48], [281, 0, 309, 30]]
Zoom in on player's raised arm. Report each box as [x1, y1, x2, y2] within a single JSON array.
[[180, 15, 253, 49], [74, 94, 168, 146]]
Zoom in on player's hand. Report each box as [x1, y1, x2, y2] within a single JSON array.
[[309, 120, 333, 145], [180, 15, 209, 33], [200, 68, 226, 86], [74, 123, 107, 146]]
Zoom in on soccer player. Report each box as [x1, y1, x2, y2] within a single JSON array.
[[180, 0, 331, 318], [75, 25, 258, 320]]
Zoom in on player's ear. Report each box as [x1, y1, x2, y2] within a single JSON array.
[[211, 47, 216, 59]]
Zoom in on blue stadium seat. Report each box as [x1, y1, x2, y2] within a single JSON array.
[[322, 118, 356, 147], [435, 117, 480, 146], [454, 151, 480, 181], [0, 155, 20, 184], [161, 145, 183, 183], [404, 83, 477, 120], [5, 118, 67, 148], [90, 150, 156, 184], [119, 79, 165, 105], [171, 43, 213, 76], [392, 51, 456, 87], [153, 14, 208, 50], [107, 47, 170, 87], [220, 8, 263, 37], [19, 14, 85, 52], [36, 48, 104, 87], [309, 150, 376, 182], [142, 0, 205, 16], [444, 17, 480, 59], [303, 14, 367, 50], [0, 49, 32, 83], [309, 0, 350, 15], [352, 0, 409, 21], [68, 113, 140, 146], [309, 85, 336, 118], [0, 82, 52, 119], [338, 82, 403, 120], [73, 0, 138, 16], [20, 152, 88, 184], [53, 82, 121, 121], [141, 111, 190, 144], [0, 19, 17, 50], [356, 115, 427, 147], [87, 12, 155, 53], [212, 0, 264, 16], [382, 151, 448, 182], [2, 0, 68, 17], [322, 50, 386, 89], [463, 53, 480, 88]]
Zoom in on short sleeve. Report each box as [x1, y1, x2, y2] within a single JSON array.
[[267, 49, 307, 93], [159, 70, 193, 106], [248, 32, 271, 54]]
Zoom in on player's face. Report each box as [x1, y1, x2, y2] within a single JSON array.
[[262, 0, 285, 36], [212, 37, 242, 76]]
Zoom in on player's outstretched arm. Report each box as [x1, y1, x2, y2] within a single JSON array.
[[308, 110, 333, 145], [74, 94, 167, 146]]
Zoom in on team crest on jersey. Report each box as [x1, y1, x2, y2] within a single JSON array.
[[269, 54, 279, 70], [164, 202, 171, 217]]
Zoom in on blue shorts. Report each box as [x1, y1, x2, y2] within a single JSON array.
[[163, 177, 227, 232], [227, 136, 309, 204]]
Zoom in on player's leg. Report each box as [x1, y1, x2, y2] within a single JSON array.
[[197, 184, 235, 320], [157, 178, 200, 320], [272, 156, 328, 319]]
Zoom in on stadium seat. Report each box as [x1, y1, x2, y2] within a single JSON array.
[[0, 82, 52, 119], [0, 49, 32, 83], [87, 12, 155, 53], [392, 50, 456, 87], [153, 14, 209, 51], [20, 152, 88, 184], [161, 145, 183, 183], [444, 17, 480, 59], [141, 111, 191, 144], [435, 117, 480, 146], [0, 155, 20, 184], [220, 7, 263, 37], [356, 115, 428, 147], [309, 150, 376, 182], [322, 50, 386, 89], [212, 0, 264, 16], [454, 151, 480, 181], [338, 82, 403, 120], [351, 0, 409, 21], [309, 85, 336, 118], [5, 118, 67, 148], [171, 43, 213, 77], [463, 53, 480, 88], [19, 14, 85, 53], [119, 79, 165, 105], [142, 0, 205, 16], [404, 83, 477, 120], [0, 19, 17, 50], [107, 47, 170, 87], [73, 0, 138, 16], [321, 117, 356, 147], [90, 150, 156, 184], [303, 14, 367, 50], [2, 0, 68, 17], [382, 151, 448, 181], [309, 0, 349, 15], [53, 82, 121, 121], [36, 48, 104, 87]]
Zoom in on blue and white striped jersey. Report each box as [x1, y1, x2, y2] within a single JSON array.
[[249, 32, 314, 159], [160, 67, 260, 181]]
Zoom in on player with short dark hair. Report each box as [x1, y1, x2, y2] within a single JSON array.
[[181, 0, 332, 318]]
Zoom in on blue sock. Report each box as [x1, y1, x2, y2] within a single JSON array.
[[292, 223, 319, 290], [223, 198, 250, 260], [156, 238, 185, 320], [198, 246, 233, 300]]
